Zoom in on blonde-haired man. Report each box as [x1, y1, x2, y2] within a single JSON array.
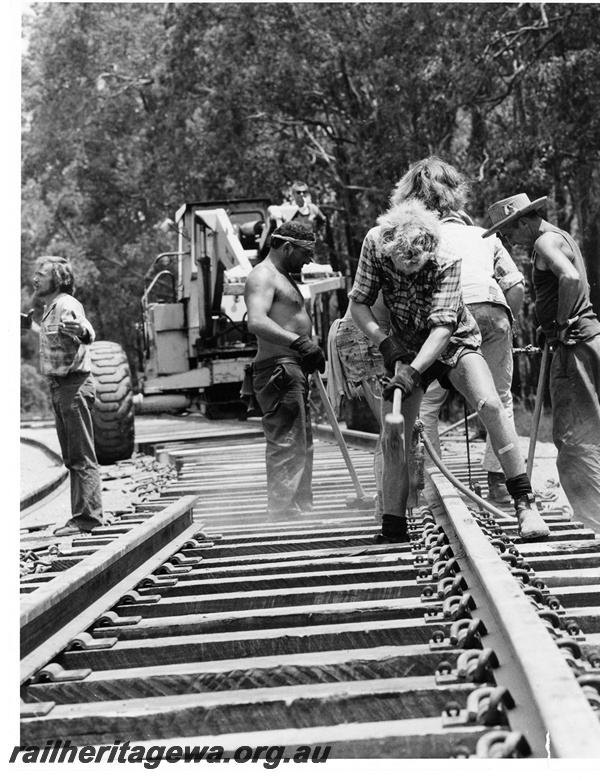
[[350, 194, 549, 543]]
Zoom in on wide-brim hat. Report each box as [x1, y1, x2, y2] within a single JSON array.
[[481, 193, 547, 238]]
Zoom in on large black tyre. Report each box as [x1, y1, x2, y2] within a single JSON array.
[[89, 341, 135, 465], [203, 382, 248, 420]]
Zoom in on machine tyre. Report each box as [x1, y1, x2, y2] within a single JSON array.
[[89, 341, 135, 464], [203, 383, 248, 420]]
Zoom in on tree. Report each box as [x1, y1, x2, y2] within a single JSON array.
[[22, 2, 600, 396]]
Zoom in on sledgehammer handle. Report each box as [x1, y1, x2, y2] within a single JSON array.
[[383, 361, 405, 456], [313, 372, 367, 499], [392, 386, 403, 417]]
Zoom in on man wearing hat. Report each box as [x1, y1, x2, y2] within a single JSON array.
[[483, 194, 600, 526]]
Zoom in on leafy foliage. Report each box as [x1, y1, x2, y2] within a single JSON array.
[[21, 2, 600, 398], [20, 362, 52, 417]]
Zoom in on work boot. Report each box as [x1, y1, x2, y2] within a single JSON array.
[[487, 472, 512, 505], [514, 494, 550, 540], [266, 506, 302, 522], [375, 514, 409, 544], [53, 519, 95, 536]]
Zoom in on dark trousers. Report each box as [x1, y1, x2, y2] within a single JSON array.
[[551, 338, 600, 525], [253, 358, 313, 516], [50, 372, 103, 525]]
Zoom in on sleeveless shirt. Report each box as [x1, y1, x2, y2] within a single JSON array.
[[532, 227, 600, 341]]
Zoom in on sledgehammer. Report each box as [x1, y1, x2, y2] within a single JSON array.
[[382, 362, 406, 483], [313, 372, 376, 509]]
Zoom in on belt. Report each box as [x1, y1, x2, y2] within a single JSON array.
[[253, 356, 302, 372]]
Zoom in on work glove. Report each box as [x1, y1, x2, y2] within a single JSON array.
[[382, 365, 422, 401], [291, 334, 326, 374], [378, 335, 406, 374]]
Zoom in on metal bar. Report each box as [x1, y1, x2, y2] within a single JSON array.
[[439, 411, 478, 438], [527, 342, 551, 480], [462, 397, 474, 489], [313, 373, 367, 499]]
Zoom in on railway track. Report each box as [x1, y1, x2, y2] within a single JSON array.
[[20, 422, 600, 760]]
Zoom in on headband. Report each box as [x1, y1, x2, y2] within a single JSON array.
[[275, 235, 315, 250]]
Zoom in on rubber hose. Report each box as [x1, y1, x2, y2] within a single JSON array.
[[421, 431, 514, 521]]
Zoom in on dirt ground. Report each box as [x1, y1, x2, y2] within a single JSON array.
[[20, 442, 62, 497]]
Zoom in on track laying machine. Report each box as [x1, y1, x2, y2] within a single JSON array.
[[89, 198, 345, 464]]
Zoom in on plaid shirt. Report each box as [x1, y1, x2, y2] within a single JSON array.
[[39, 293, 95, 377], [349, 226, 481, 366]]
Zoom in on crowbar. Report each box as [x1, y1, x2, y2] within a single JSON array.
[[313, 372, 376, 509], [526, 341, 551, 480]]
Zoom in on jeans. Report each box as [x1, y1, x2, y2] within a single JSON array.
[[50, 372, 103, 525], [420, 303, 515, 472], [253, 359, 314, 516]]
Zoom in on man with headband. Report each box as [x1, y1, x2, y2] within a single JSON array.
[[245, 222, 325, 521]]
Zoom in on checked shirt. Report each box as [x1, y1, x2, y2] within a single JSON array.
[[349, 226, 481, 367], [40, 293, 95, 377]]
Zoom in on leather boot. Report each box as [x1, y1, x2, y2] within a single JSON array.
[[375, 514, 409, 544], [487, 472, 512, 504], [514, 494, 550, 540]]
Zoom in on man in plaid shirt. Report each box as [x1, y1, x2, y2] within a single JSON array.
[[349, 197, 549, 543], [23, 256, 104, 536]]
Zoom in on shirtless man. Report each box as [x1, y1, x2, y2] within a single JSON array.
[[244, 221, 325, 520]]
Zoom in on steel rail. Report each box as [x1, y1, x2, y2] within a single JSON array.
[[20, 436, 68, 511], [19, 425, 600, 759], [426, 469, 600, 757], [20, 495, 199, 687]]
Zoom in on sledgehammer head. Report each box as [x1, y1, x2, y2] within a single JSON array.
[[383, 411, 405, 456], [345, 494, 377, 509]]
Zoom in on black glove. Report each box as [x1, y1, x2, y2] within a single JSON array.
[[291, 335, 326, 374], [382, 365, 422, 401], [378, 335, 406, 374]]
